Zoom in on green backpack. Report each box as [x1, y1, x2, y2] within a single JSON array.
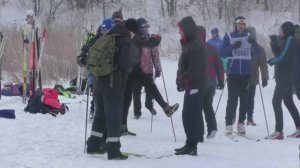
[[87, 34, 118, 77], [295, 27, 300, 41]]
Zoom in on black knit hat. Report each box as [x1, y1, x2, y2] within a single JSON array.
[[281, 21, 295, 37], [125, 18, 139, 34], [112, 8, 123, 20]]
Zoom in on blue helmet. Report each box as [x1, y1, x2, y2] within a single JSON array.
[[101, 18, 115, 32]]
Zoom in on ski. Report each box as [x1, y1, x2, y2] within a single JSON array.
[[233, 132, 261, 142], [29, 19, 36, 96], [123, 152, 172, 159], [0, 34, 7, 100], [22, 25, 30, 103], [225, 132, 239, 142], [36, 27, 47, 89]]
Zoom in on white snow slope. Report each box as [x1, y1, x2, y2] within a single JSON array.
[[0, 60, 299, 168]]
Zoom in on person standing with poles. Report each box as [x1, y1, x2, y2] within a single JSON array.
[[266, 22, 300, 139], [197, 26, 225, 140], [121, 18, 179, 136], [132, 18, 161, 119], [220, 16, 259, 135], [245, 26, 269, 126], [175, 16, 208, 156]]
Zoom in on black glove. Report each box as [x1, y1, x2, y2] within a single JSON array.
[[155, 71, 161, 78], [77, 52, 88, 67], [262, 80, 268, 88], [269, 35, 277, 42], [231, 41, 242, 49], [177, 85, 184, 92], [217, 83, 225, 90], [248, 36, 257, 44], [267, 58, 274, 66]]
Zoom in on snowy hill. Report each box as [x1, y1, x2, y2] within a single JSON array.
[[0, 59, 299, 168]]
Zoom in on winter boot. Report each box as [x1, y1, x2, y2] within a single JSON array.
[[164, 103, 179, 117], [265, 131, 284, 140], [237, 123, 246, 134], [134, 110, 142, 119], [149, 108, 157, 115], [247, 119, 256, 126], [106, 142, 128, 160], [225, 125, 233, 134], [108, 151, 128, 160], [134, 114, 141, 120], [86, 137, 106, 155], [174, 145, 197, 156], [175, 145, 187, 152], [121, 125, 137, 136], [207, 130, 217, 139], [287, 128, 300, 138]]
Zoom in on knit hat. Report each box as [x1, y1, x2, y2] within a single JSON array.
[[101, 18, 115, 32], [112, 8, 123, 20], [137, 18, 149, 28], [211, 27, 219, 34], [281, 21, 295, 37], [125, 18, 139, 34]]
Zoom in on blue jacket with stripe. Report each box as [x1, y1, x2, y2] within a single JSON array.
[[221, 30, 259, 75]]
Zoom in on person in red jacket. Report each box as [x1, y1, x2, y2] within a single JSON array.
[[197, 26, 225, 140]]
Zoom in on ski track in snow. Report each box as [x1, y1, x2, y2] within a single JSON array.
[[0, 59, 299, 168]]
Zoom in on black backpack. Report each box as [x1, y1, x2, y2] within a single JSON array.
[[24, 89, 68, 117]]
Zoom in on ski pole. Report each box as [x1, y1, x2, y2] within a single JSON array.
[[258, 76, 269, 136], [84, 87, 90, 154], [161, 68, 177, 142], [214, 78, 227, 115], [215, 48, 237, 115]]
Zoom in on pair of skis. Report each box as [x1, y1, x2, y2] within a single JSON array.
[[22, 21, 47, 104], [225, 132, 260, 142]]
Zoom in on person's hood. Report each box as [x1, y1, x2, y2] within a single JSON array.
[[281, 21, 295, 38], [197, 25, 206, 42], [108, 23, 130, 37], [177, 16, 197, 42], [246, 26, 257, 40]]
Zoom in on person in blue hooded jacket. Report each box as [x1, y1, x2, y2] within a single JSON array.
[[220, 16, 259, 135]]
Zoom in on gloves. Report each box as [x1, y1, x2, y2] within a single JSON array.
[[269, 35, 277, 42], [77, 52, 88, 67], [155, 71, 161, 78], [87, 74, 94, 87], [177, 85, 184, 92], [217, 83, 225, 90], [267, 58, 274, 66], [262, 80, 268, 88], [176, 76, 184, 92], [231, 41, 242, 49], [248, 36, 257, 44]]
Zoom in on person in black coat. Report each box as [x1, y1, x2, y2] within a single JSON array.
[[175, 16, 208, 156], [266, 22, 300, 140], [121, 18, 179, 136], [86, 23, 132, 160]]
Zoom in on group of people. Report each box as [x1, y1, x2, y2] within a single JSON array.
[[79, 10, 179, 160], [78, 10, 300, 159]]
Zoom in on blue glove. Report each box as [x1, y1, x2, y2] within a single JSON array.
[[87, 74, 95, 87]]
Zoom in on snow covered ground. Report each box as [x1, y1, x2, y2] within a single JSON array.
[[0, 59, 299, 168]]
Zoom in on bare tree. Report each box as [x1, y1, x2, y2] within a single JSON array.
[[264, 0, 269, 10], [160, 0, 165, 17], [46, 0, 64, 25], [163, 0, 177, 17]]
